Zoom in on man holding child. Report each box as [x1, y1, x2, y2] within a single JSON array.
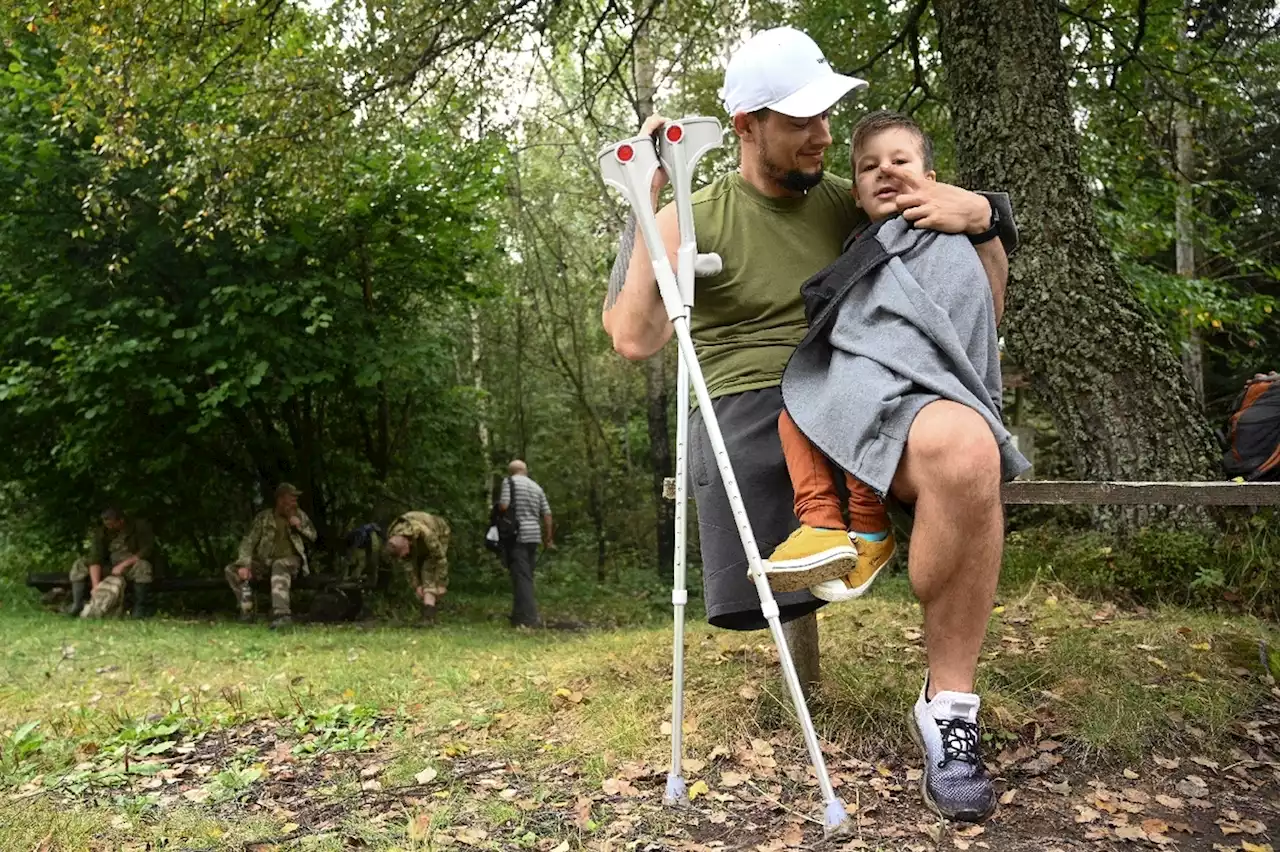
[[602, 26, 1021, 822]]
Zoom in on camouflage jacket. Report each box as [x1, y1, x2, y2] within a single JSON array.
[[237, 509, 317, 574], [386, 511, 450, 588], [89, 517, 158, 568]]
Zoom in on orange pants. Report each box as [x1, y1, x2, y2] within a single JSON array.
[[778, 410, 888, 532]]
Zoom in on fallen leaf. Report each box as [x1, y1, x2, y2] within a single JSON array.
[[414, 767, 438, 784], [709, 811, 727, 824], [1240, 820, 1268, 835], [738, 684, 759, 700], [1123, 788, 1152, 805], [720, 771, 746, 788], [682, 759, 706, 774], [1191, 756, 1220, 771], [1147, 656, 1169, 670], [182, 787, 210, 803], [999, 789, 1017, 806], [781, 824, 804, 847], [1123, 769, 1141, 780], [1154, 757, 1181, 770], [687, 780, 709, 801], [1155, 794, 1184, 810], [1241, 843, 1274, 852], [1115, 824, 1149, 841], [1075, 806, 1100, 824], [751, 738, 775, 757], [1176, 775, 1209, 798]]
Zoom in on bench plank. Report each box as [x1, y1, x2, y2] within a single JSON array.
[[1002, 481, 1280, 506]]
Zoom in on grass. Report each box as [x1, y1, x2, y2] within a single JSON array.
[[1, 550, 1277, 850]]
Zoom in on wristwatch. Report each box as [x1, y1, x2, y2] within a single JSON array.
[[968, 201, 1000, 246]]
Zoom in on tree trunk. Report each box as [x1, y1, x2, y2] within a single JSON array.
[[635, 21, 675, 572], [471, 303, 492, 496], [934, 0, 1217, 529], [1175, 7, 1203, 409]]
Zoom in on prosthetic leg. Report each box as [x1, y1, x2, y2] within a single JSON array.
[[598, 119, 851, 837]]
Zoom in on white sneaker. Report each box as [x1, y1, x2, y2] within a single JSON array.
[[907, 674, 996, 822]]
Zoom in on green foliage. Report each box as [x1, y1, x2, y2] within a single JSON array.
[[1003, 510, 1280, 614], [0, 12, 505, 571], [288, 703, 384, 756]]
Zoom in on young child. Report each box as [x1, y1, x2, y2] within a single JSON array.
[[765, 111, 1026, 603]]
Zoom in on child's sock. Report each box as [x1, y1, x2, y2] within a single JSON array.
[[851, 528, 888, 542]]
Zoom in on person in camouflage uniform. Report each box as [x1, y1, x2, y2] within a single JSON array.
[[384, 511, 451, 625], [67, 506, 160, 619], [224, 483, 316, 629]]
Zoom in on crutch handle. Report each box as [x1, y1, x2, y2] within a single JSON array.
[[694, 253, 722, 278]]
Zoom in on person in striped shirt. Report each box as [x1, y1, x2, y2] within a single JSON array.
[[498, 460, 554, 628]]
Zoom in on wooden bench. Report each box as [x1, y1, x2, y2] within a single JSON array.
[[1002, 480, 1280, 506], [26, 571, 368, 620], [662, 477, 1280, 696]]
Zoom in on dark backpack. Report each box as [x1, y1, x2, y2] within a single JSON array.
[[494, 477, 520, 546], [1222, 372, 1280, 481]]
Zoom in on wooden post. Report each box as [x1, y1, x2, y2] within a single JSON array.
[[664, 477, 822, 698], [783, 612, 821, 700]]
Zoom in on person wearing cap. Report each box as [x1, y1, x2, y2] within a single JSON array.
[[66, 505, 161, 619], [602, 27, 1015, 822], [383, 510, 451, 625], [224, 482, 316, 628]]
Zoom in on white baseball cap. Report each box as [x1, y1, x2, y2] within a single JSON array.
[[720, 27, 868, 118]]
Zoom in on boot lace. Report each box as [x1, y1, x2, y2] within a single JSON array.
[[936, 718, 982, 768]]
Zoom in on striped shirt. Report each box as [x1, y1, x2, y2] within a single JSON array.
[[499, 475, 552, 545]]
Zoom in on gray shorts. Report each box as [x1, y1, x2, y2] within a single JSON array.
[[691, 386, 825, 631]]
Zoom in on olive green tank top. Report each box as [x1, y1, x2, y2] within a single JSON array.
[[690, 171, 864, 399]]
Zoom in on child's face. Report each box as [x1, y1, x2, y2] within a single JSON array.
[[852, 126, 936, 222]]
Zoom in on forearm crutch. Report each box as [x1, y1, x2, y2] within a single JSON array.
[[598, 118, 851, 837]]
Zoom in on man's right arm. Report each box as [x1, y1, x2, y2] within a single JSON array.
[[236, 514, 261, 564], [601, 202, 681, 360]]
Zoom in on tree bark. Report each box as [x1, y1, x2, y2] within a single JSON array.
[[634, 21, 675, 572], [1175, 4, 1203, 408], [933, 0, 1218, 529]]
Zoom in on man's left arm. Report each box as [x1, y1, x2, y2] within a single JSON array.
[[888, 169, 1017, 323], [132, 519, 155, 562], [295, 510, 317, 543], [111, 520, 153, 576]]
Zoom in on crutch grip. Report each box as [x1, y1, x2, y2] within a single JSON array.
[[694, 253, 723, 278]]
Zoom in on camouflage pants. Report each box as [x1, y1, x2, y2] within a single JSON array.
[[225, 556, 300, 617], [70, 556, 154, 584]]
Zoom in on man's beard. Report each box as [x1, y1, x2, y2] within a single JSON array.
[[762, 151, 824, 193]]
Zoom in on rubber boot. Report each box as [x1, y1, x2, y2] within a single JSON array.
[[131, 582, 153, 619], [419, 602, 437, 626], [64, 581, 89, 617], [269, 614, 292, 630]]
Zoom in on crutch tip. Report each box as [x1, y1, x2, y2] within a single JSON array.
[[662, 773, 690, 807], [822, 799, 853, 838]]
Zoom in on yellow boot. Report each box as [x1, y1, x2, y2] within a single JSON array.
[[811, 532, 896, 602], [764, 525, 859, 593]]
